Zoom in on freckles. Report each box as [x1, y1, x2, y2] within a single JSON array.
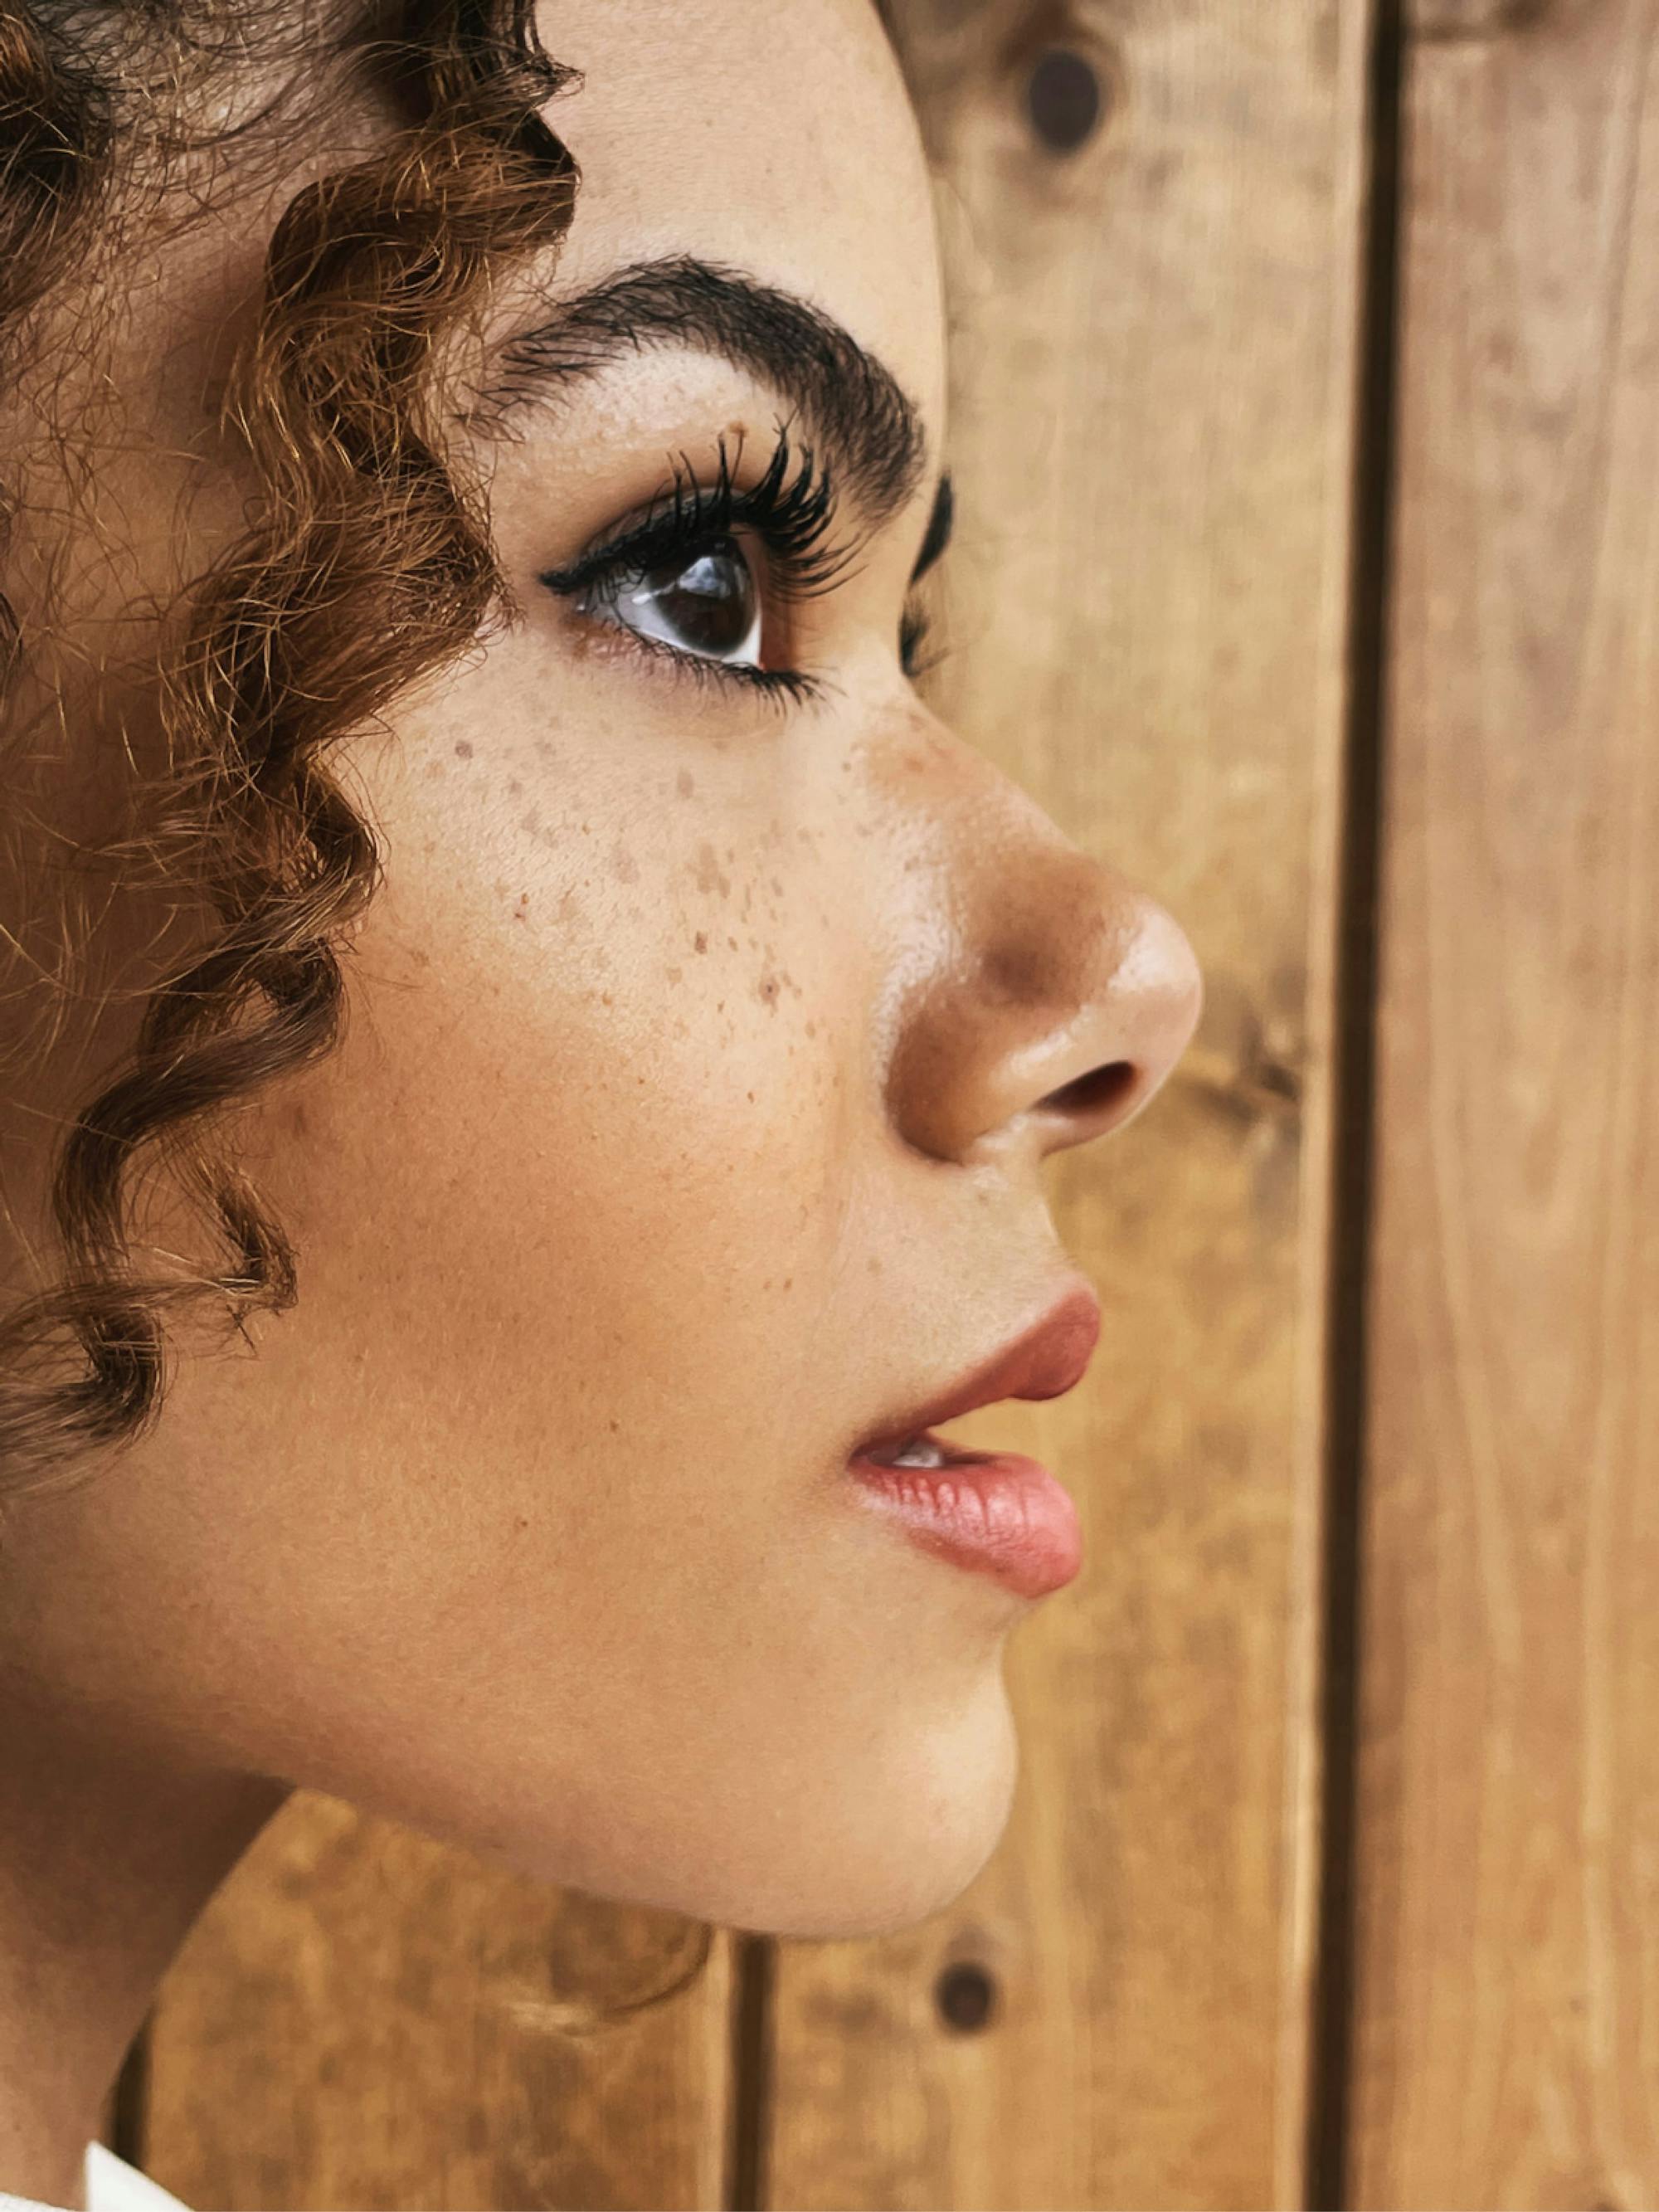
[[693, 843, 731, 899], [676, 819, 805, 1026], [454, 740, 473, 760], [755, 973, 801, 1010]]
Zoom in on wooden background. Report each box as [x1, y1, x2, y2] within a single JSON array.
[[103, 1, 1659, 2206]]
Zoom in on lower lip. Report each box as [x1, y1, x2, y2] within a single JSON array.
[[844, 1439, 1083, 1601]]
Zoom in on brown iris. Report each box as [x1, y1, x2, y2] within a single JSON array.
[[627, 538, 757, 657]]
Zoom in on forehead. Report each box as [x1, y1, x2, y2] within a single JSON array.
[[530, 0, 946, 451]]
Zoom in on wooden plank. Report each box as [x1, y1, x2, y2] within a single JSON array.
[[768, 5, 1373, 2207], [140, 1796, 732, 2210], [1351, 3, 1659, 2205]]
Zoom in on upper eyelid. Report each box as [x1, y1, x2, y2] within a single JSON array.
[[538, 499, 932, 616], [537, 423, 950, 602], [538, 499, 752, 593], [538, 428, 858, 600]]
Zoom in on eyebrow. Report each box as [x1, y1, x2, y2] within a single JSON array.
[[475, 253, 953, 587]]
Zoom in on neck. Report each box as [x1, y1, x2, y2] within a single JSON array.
[[0, 1692, 286, 2209]]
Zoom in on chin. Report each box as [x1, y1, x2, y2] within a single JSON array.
[[378, 1661, 1024, 1945], [714, 1678, 1023, 1943]]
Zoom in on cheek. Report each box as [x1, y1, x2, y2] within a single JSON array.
[[145, 762, 1019, 1937], [24, 688, 1029, 1942], [241, 731, 872, 1568]]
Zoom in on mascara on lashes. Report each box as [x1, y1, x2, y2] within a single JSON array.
[[537, 419, 937, 696]]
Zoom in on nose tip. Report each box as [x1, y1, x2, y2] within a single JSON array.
[[884, 849, 1204, 1168], [1029, 889, 1204, 1155]]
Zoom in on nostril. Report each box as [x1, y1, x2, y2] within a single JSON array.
[[1039, 1059, 1138, 1121]]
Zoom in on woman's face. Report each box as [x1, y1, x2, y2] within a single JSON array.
[[2, 0, 1201, 1939]]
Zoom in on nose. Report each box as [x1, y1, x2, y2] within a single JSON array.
[[882, 777, 1204, 1172]]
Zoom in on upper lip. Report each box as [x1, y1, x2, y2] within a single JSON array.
[[849, 1281, 1104, 1459]]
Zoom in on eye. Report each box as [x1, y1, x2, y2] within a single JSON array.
[[581, 531, 765, 668]]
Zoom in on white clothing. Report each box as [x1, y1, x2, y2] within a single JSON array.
[[0, 2141, 190, 2212]]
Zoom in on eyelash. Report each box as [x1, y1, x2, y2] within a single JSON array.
[[537, 421, 936, 707]]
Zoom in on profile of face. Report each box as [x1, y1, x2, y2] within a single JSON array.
[[0, 0, 1202, 1954]]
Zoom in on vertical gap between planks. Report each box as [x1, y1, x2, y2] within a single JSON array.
[[1303, 2, 1406, 2209], [724, 1932, 774, 2210]]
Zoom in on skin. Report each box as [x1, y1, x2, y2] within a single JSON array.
[[0, 1, 1203, 2200]]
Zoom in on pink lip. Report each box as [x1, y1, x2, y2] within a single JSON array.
[[850, 1285, 1103, 1459], [843, 1283, 1102, 1600], [845, 1443, 1083, 1600]]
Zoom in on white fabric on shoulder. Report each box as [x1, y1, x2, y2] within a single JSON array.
[[85, 2146, 191, 2212], [0, 2143, 192, 2212]]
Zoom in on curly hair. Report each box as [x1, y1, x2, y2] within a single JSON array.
[[0, 0, 723, 2037], [0, 0, 582, 1497]]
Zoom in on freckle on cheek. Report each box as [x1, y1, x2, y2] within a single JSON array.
[[454, 740, 473, 759], [693, 932, 708, 953]]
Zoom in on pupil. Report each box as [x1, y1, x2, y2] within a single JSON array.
[[645, 541, 754, 655]]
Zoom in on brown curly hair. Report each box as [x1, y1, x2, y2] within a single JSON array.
[[0, 0, 724, 2036], [0, 0, 584, 1498]]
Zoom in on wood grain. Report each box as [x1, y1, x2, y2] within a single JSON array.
[[140, 1796, 732, 2209], [1350, 2, 1659, 2205], [767, 5, 1373, 2206]]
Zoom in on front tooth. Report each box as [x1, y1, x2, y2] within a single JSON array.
[[887, 1436, 946, 1469]]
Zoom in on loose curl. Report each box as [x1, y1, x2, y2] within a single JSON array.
[[0, 0, 719, 2033], [0, 0, 577, 1490]]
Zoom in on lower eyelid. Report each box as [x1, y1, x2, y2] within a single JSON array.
[[561, 608, 820, 716]]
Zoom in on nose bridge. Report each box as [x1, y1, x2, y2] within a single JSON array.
[[878, 725, 1203, 1170]]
